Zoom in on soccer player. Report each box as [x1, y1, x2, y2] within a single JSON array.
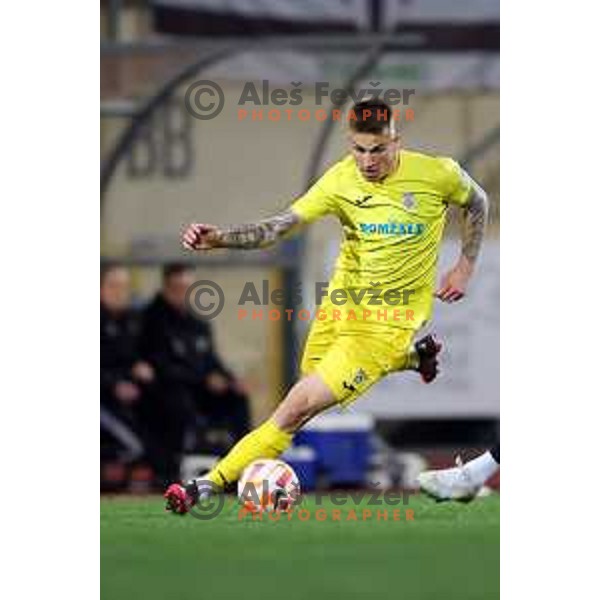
[[418, 443, 500, 502], [165, 99, 489, 513]]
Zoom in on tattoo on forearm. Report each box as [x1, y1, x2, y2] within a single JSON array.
[[461, 182, 489, 263], [214, 210, 301, 249]]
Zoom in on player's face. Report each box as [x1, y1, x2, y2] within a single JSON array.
[[349, 131, 400, 182], [163, 271, 194, 313], [101, 267, 131, 312]]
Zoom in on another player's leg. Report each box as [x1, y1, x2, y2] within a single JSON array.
[[418, 443, 500, 502], [164, 373, 336, 513]]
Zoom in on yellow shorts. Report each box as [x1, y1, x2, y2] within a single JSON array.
[[300, 310, 417, 406]]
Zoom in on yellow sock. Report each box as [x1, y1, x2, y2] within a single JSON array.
[[205, 418, 293, 487]]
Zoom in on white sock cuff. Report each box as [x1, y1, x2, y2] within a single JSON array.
[[464, 451, 499, 487]]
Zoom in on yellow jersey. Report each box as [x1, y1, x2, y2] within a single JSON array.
[[290, 149, 473, 329]]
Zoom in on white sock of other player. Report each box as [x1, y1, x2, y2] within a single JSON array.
[[463, 450, 499, 488]]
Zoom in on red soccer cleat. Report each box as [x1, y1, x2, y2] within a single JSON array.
[[164, 483, 195, 515]]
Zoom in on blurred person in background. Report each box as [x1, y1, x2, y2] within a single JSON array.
[[100, 264, 156, 487], [141, 263, 250, 481]]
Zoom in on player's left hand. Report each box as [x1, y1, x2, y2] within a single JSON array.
[[436, 258, 474, 303]]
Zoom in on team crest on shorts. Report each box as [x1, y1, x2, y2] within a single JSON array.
[[402, 192, 417, 210], [342, 368, 368, 394], [353, 368, 368, 385]]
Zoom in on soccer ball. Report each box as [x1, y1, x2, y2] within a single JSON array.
[[238, 459, 301, 513]]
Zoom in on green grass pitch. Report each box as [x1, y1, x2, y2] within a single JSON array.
[[101, 493, 499, 600]]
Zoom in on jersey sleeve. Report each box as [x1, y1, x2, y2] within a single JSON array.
[[439, 158, 474, 207], [290, 164, 339, 224]]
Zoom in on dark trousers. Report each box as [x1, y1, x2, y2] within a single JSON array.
[[141, 381, 250, 482]]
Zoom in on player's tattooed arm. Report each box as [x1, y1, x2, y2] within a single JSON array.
[[460, 181, 489, 265], [181, 210, 302, 251], [214, 210, 302, 249], [436, 178, 488, 303]]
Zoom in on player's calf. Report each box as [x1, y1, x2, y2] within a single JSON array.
[[271, 373, 337, 432]]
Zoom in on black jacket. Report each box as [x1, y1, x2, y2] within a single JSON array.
[[140, 294, 229, 386], [100, 303, 143, 394]]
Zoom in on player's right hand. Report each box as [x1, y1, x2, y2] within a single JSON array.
[[181, 223, 219, 251]]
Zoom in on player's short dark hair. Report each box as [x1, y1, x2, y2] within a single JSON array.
[[349, 100, 395, 135], [162, 262, 192, 283]]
